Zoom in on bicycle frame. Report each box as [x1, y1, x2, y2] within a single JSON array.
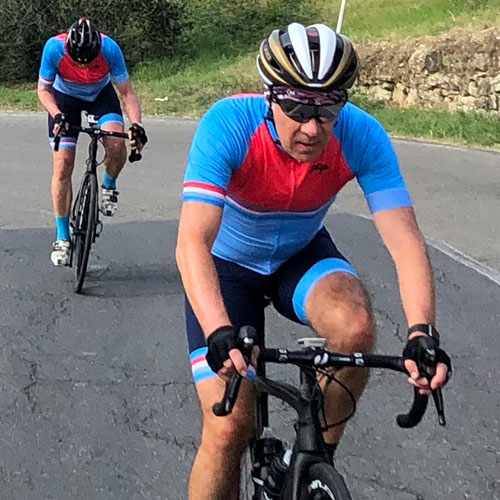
[[70, 125, 108, 258], [85, 127, 101, 175], [254, 367, 329, 500]]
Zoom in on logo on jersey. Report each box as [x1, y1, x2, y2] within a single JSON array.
[[310, 163, 329, 173]]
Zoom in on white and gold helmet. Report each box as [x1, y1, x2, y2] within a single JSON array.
[[257, 22, 359, 91]]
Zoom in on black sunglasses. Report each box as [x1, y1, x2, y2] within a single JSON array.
[[277, 99, 346, 123]]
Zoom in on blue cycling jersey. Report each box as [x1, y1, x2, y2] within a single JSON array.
[[183, 94, 411, 274], [38, 32, 129, 101]]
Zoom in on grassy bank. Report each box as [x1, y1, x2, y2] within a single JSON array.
[[4, 53, 499, 150], [322, 0, 500, 39]]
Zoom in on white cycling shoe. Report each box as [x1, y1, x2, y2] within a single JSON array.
[[100, 188, 119, 217], [51, 240, 71, 267]]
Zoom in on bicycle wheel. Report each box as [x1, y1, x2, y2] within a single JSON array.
[[239, 447, 255, 499], [72, 173, 97, 293], [299, 462, 352, 500]]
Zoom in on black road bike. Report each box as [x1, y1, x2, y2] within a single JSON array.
[[213, 326, 447, 500], [54, 115, 142, 293]]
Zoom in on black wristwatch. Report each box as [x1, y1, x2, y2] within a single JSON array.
[[407, 323, 440, 345]]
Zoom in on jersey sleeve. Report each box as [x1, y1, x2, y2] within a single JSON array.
[[336, 104, 412, 213], [101, 36, 129, 84], [182, 98, 254, 208], [38, 37, 62, 86]]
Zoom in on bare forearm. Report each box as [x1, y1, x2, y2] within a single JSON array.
[[120, 90, 141, 125], [37, 85, 60, 117], [393, 241, 435, 325], [176, 243, 230, 336]]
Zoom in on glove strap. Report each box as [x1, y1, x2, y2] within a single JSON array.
[[408, 323, 440, 345]]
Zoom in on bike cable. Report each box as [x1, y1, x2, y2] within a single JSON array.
[[316, 369, 357, 430]]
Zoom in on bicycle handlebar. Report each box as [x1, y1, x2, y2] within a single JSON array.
[[212, 338, 447, 429], [53, 126, 142, 162]]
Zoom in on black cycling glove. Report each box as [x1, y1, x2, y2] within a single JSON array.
[[53, 113, 69, 133], [129, 123, 148, 147], [206, 325, 239, 373], [403, 335, 452, 384]]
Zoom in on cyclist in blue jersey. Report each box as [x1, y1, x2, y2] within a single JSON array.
[[176, 23, 451, 500], [37, 18, 148, 266]]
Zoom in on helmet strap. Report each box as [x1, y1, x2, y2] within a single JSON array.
[[264, 84, 275, 122]]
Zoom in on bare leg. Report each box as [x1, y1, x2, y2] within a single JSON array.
[[189, 377, 255, 500], [51, 148, 76, 217], [305, 272, 376, 444], [101, 122, 127, 179]]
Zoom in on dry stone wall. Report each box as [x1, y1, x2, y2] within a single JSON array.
[[356, 27, 500, 115]]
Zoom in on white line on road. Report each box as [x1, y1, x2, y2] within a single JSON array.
[[427, 238, 500, 287], [348, 211, 500, 287]]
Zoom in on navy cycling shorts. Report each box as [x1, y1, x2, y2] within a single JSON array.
[[187, 226, 358, 383], [47, 82, 124, 150]]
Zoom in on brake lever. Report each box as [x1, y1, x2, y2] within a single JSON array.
[[421, 347, 446, 426], [129, 149, 142, 163], [211, 326, 257, 417]]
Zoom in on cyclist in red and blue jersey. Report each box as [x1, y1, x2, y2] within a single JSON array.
[[37, 18, 148, 266], [176, 23, 451, 500]]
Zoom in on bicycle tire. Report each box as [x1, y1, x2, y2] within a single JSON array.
[[298, 462, 352, 500], [72, 173, 97, 293], [239, 447, 256, 500]]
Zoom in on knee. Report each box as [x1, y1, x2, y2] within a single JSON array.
[[325, 302, 375, 352], [309, 292, 375, 353], [200, 411, 254, 454], [306, 274, 376, 353], [53, 159, 73, 183], [105, 139, 126, 161]]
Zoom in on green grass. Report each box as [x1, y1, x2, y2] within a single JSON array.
[[132, 53, 261, 117], [0, 84, 40, 110], [2, 58, 499, 150], [320, 0, 500, 39]]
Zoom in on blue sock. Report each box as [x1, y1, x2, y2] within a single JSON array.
[[102, 172, 117, 190], [55, 216, 70, 241]]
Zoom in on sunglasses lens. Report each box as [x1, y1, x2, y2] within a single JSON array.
[[278, 101, 313, 122], [318, 102, 345, 121], [278, 100, 345, 123]]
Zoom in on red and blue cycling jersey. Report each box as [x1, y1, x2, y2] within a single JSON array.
[[38, 33, 129, 101], [183, 94, 412, 274]]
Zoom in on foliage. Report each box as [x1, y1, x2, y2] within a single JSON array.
[[180, 0, 316, 57], [320, 0, 500, 39], [0, 0, 313, 83], [0, 0, 185, 82]]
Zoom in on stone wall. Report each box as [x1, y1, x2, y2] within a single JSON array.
[[356, 27, 500, 115]]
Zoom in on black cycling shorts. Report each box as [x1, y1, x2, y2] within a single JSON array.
[[47, 82, 123, 150], [187, 226, 358, 383]]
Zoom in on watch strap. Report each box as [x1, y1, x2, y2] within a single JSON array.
[[407, 323, 440, 345]]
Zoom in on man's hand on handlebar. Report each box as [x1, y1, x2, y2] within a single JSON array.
[[403, 333, 452, 395], [53, 113, 69, 137], [128, 123, 148, 152], [206, 326, 259, 383]]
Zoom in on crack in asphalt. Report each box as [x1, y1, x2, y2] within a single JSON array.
[[372, 307, 404, 342], [21, 362, 39, 414], [349, 473, 426, 499], [434, 267, 462, 291]]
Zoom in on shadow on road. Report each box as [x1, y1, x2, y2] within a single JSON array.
[[0, 215, 498, 499]]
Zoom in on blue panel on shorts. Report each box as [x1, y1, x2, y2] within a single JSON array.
[[292, 257, 358, 324]]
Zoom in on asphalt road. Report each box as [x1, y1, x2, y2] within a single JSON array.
[[0, 113, 499, 499]]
